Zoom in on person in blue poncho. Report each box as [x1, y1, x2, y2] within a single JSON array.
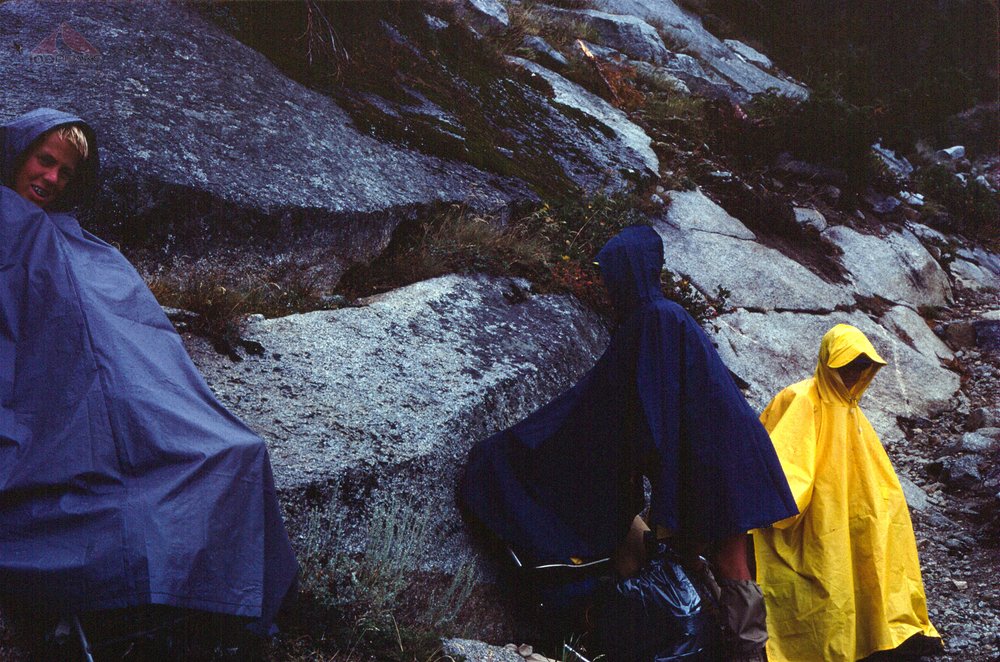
[[460, 225, 797, 662], [0, 109, 298, 651]]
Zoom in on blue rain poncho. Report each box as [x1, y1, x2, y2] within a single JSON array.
[[459, 225, 797, 565], [0, 109, 297, 631]]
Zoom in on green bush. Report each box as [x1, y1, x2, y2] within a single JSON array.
[[739, 87, 877, 188], [662, 271, 730, 329], [916, 165, 999, 240], [704, 0, 996, 156], [287, 497, 478, 660]]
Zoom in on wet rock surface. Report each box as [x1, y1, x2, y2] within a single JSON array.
[[185, 274, 608, 576], [0, 0, 530, 279], [589, 0, 808, 102], [654, 189, 852, 311], [509, 57, 659, 178], [824, 225, 953, 307]]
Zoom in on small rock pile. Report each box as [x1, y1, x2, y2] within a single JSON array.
[[442, 638, 561, 662], [502, 642, 559, 661], [890, 287, 1000, 660]]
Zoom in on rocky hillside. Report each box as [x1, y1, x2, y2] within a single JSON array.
[[1, 0, 998, 660]]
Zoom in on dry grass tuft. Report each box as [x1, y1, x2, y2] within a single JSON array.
[[270, 498, 477, 661], [146, 257, 331, 357]]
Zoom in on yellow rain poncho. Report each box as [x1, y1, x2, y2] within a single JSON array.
[[752, 324, 940, 661]]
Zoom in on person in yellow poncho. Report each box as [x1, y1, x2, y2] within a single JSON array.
[[752, 324, 941, 661]]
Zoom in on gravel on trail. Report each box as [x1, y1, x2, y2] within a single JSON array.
[[890, 288, 1000, 661]]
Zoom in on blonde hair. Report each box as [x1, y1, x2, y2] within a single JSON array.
[[55, 124, 89, 160]]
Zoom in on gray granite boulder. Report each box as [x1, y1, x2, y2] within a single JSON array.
[[793, 207, 828, 232], [509, 57, 659, 179], [589, 0, 808, 102], [872, 142, 914, 181], [951, 258, 1000, 292], [457, 0, 510, 34], [711, 307, 962, 443], [975, 319, 1000, 351], [663, 187, 755, 238], [824, 226, 953, 307], [553, 8, 670, 64], [660, 52, 732, 98], [960, 247, 1000, 277], [941, 455, 982, 490], [952, 246, 1000, 292], [937, 145, 966, 160], [898, 474, 930, 512], [186, 274, 608, 574], [723, 39, 773, 68], [905, 222, 950, 244], [959, 431, 999, 454], [968, 407, 1000, 430], [442, 639, 524, 662], [521, 35, 569, 68], [655, 189, 852, 311], [0, 0, 531, 282], [879, 305, 955, 363]]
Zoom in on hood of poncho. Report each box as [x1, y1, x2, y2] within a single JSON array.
[[597, 225, 665, 317], [1, 108, 99, 212], [815, 323, 887, 404]]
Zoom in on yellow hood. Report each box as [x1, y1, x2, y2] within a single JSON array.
[[815, 323, 886, 404]]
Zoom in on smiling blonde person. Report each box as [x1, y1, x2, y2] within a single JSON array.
[[752, 324, 941, 661]]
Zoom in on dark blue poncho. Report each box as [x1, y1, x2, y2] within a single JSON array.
[[0, 109, 297, 630], [459, 226, 796, 565]]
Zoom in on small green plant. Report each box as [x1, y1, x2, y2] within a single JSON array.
[[340, 194, 741, 330], [640, 93, 709, 145], [731, 86, 877, 189], [917, 304, 948, 321], [915, 165, 1000, 241], [519, 194, 651, 315], [340, 195, 649, 318], [558, 633, 606, 662], [559, 52, 647, 113], [493, 1, 597, 58], [743, 91, 800, 125], [337, 207, 550, 299], [661, 270, 730, 328], [526, 194, 648, 264], [286, 497, 478, 661]]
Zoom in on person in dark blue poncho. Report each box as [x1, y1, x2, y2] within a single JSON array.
[[0, 109, 298, 642], [459, 225, 797, 661]]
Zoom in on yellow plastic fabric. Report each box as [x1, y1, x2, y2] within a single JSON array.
[[752, 324, 940, 661]]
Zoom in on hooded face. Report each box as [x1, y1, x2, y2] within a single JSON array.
[[815, 324, 887, 402], [13, 131, 82, 209], [596, 225, 665, 317], [1, 108, 97, 212]]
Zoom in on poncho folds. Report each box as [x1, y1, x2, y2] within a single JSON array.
[[0, 109, 297, 631], [752, 324, 940, 662], [459, 225, 797, 566]]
